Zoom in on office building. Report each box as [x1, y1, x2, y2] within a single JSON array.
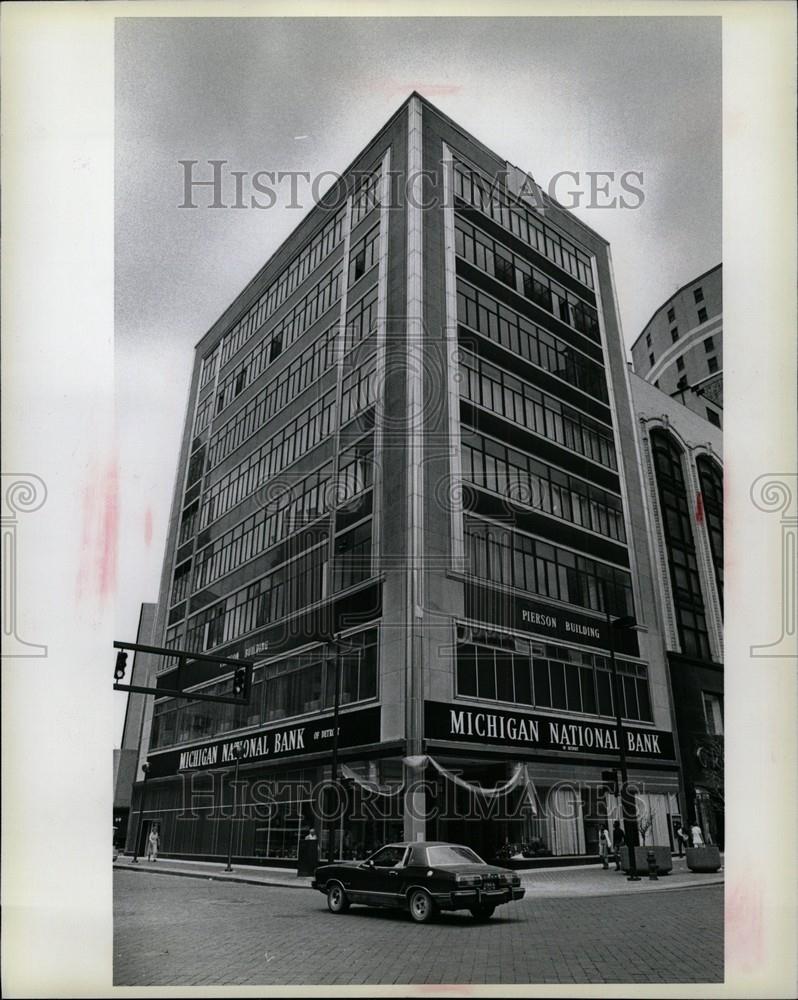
[[127, 94, 685, 864], [630, 265, 723, 428], [629, 371, 724, 845]]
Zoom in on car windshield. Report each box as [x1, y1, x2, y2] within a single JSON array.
[[426, 845, 484, 866]]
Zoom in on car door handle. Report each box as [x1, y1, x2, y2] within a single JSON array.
[[388, 871, 399, 877]]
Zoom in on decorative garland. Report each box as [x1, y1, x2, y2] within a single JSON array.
[[404, 755, 538, 813]]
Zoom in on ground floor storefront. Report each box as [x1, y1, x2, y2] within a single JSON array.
[[126, 744, 683, 867]]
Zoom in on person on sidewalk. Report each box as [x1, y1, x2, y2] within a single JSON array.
[[146, 825, 160, 862], [612, 820, 625, 871], [598, 825, 612, 869], [690, 822, 704, 847], [676, 824, 688, 857]]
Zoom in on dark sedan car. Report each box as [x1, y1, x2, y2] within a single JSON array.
[[313, 841, 525, 923]]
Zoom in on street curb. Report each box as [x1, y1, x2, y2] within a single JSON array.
[[114, 863, 312, 889], [114, 862, 723, 898]]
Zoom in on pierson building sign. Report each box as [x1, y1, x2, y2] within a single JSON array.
[[425, 701, 674, 760], [515, 598, 639, 656]]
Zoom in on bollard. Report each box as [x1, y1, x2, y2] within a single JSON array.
[[646, 849, 658, 880]]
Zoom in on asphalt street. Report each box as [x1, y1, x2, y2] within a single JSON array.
[[114, 869, 723, 986]]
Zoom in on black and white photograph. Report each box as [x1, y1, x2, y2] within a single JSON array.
[[1, 3, 796, 997]]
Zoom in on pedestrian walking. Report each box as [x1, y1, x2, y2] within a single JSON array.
[[675, 824, 688, 857], [146, 825, 160, 862], [612, 820, 625, 871], [599, 825, 612, 869], [690, 822, 704, 847]]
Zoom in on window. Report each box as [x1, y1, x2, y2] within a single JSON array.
[[670, 327, 679, 343], [704, 337, 715, 353], [455, 632, 652, 722], [461, 431, 626, 542], [650, 431, 711, 659], [694, 287, 704, 303], [171, 560, 192, 605], [464, 517, 634, 618], [676, 356, 685, 372], [212, 263, 344, 418], [200, 389, 336, 528], [452, 160, 594, 289], [370, 845, 408, 868], [706, 408, 721, 428], [186, 540, 331, 654], [697, 307, 708, 323], [702, 691, 723, 735], [208, 325, 338, 470], [333, 520, 372, 591], [458, 350, 617, 470], [697, 455, 724, 610], [348, 224, 379, 285], [645, 332, 651, 347], [454, 217, 600, 342], [707, 356, 719, 374], [187, 445, 206, 488], [667, 307, 675, 323], [649, 353, 655, 367], [677, 375, 688, 390], [455, 280, 608, 402], [269, 334, 283, 363], [179, 501, 199, 545], [493, 251, 516, 288], [215, 209, 345, 369]]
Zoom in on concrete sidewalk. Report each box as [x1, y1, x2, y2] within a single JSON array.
[[114, 853, 723, 898]]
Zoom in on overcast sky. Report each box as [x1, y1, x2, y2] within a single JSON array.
[[114, 16, 721, 740]]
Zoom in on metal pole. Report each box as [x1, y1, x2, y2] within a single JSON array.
[[131, 763, 150, 863], [224, 745, 241, 873], [605, 602, 640, 882], [326, 639, 342, 864]]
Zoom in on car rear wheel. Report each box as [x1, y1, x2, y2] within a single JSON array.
[[470, 903, 496, 921], [408, 888, 436, 924], [326, 883, 350, 914]]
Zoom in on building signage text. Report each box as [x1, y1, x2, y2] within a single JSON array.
[[147, 706, 381, 778], [425, 701, 674, 760]]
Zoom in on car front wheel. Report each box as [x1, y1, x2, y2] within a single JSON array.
[[470, 903, 496, 921], [408, 888, 436, 924], [326, 883, 350, 914]]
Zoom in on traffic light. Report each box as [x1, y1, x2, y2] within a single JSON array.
[[115, 650, 128, 681], [233, 666, 247, 697], [601, 769, 619, 795]]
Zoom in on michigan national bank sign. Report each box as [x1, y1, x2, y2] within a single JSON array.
[[425, 701, 674, 760]]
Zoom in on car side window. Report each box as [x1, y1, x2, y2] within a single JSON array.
[[371, 846, 407, 868]]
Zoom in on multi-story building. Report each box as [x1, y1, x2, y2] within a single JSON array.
[[630, 265, 723, 428], [127, 94, 685, 866], [630, 371, 724, 846]]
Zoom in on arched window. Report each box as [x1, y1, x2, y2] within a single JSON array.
[[650, 430, 711, 660], [696, 456, 724, 613]]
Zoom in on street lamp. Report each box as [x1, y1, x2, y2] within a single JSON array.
[[604, 599, 641, 882], [224, 741, 243, 873], [131, 762, 150, 864]]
